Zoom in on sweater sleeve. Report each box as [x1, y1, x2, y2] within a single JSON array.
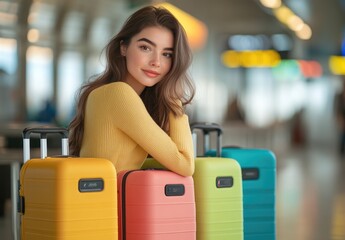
[[105, 83, 194, 176]]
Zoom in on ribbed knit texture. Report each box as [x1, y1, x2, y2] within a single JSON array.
[[80, 82, 194, 176]]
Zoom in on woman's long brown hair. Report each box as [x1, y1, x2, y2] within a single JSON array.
[[68, 5, 195, 156]]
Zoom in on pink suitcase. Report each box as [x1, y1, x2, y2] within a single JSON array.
[[117, 169, 196, 240]]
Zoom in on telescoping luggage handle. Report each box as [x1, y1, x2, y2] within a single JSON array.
[[22, 127, 69, 163], [190, 122, 223, 157]]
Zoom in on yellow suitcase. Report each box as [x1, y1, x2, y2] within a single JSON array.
[[18, 127, 118, 240]]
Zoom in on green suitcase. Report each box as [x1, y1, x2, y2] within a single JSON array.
[[191, 123, 243, 240]]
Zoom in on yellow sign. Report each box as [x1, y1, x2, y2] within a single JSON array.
[[329, 56, 345, 75], [221, 50, 281, 68]]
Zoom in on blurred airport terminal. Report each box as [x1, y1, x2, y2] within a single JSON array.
[[1, 0, 345, 239]]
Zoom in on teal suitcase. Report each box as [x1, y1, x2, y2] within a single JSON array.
[[204, 123, 276, 240], [211, 147, 276, 240]]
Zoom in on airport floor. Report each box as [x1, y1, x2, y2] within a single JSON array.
[[0, 144, 344, 240], [276, 144, 345, 240]]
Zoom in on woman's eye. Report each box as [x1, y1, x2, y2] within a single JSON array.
[[163, 52, 173, 58], [139, 45, 150, 51]]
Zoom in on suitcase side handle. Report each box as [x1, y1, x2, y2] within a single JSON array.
[[22, 127, 69, 163], [190, 122, 222, 157]]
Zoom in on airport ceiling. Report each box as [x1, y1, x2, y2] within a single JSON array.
[[1, 0, 345, 56]]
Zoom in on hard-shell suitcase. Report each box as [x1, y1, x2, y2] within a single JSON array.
[[191, 123, 243, 240], [19, 127, 118, 240], [117, 169, 196, 240], [208, 147, 276, 240]]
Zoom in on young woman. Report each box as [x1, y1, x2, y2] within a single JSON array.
[[68, 6, 195, 176]]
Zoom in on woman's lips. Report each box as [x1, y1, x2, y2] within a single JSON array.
[[143, 69, 160, 78]]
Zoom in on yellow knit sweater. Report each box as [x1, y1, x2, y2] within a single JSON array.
[[80, 82, 194, 176]]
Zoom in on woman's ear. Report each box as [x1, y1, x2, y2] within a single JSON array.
[[120, 42, 127, 56]]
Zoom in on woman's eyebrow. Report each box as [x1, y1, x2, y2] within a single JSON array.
[[137, 38, 174, 51]]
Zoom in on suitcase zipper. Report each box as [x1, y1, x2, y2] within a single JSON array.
[[121, 170, 135, 240]]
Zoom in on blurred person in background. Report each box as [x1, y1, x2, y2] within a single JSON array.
[[335, 80, 345, 155], [36, 99, 57, 123], [226, 95, 245, 122], [0, 68, 12, 217], [0, 68, 15, 122]]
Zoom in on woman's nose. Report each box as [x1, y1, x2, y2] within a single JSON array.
[[149, 53, 160, 67]]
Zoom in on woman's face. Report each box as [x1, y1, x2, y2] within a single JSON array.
[[121, 26, 174, 94]]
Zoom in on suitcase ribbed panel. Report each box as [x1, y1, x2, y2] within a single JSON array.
[[220, 148, 276, 240], [193, 157, 243, 240], [20, 157, 118, 240]]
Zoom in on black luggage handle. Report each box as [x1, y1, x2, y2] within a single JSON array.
[[22, 127, 69, 163], [190, 122, 222, 136], [190, 122, 223, 157], [23, 127, 69, 139]]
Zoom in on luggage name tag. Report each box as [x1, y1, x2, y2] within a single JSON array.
[[165, 184, 185, 196], [216, 176, 233, 188], [79, 178, 104, 192], [242, 168, 259, 180]]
